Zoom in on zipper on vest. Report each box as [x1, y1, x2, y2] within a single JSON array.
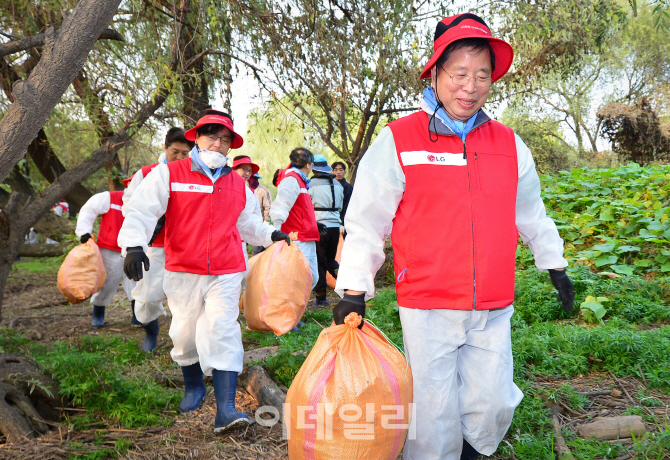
[[464, 140, 477, 310], [473, 152, 482, 190]]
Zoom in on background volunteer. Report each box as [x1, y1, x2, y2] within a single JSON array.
[[231, 155, 263, 288], [121, 127, 193, 352], [333, 13, 575, 460], [118, 109, 291, 433], [249, 173, 272, 255], [270, 147, 320, 290], [308, 154, 343, 307], [330, 161, 352, 234], [75, 189, 136, 328]]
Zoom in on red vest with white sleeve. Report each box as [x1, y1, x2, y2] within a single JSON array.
[[162, 158, 247, 275], [279, 171, 320, 241], [139, 163, 165, 247], [97, 191, 125, 253], [388, 111, 518, 311]]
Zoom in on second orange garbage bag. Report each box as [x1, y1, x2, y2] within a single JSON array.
[[244, 241, 312, 335], [57, 239, 107, 304], [286, 313, 413, 460]]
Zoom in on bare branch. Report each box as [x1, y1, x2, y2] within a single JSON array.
[[369, 106, 418, 116], [0, 28, 124, 59]]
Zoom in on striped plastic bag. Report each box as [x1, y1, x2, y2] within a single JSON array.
[[244, 241, 312, 335], [286, 313, 413, 460], [57, 239, 107, 304]]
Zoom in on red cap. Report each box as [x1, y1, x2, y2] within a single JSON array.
[[232, 156, 260, 175], [420, 13, 513, 82], [184, 113, 244, 149], [122, 175, 133, 187]]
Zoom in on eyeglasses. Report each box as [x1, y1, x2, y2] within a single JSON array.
[[443, 70, 492, 88], [204, 134, 232, 145]]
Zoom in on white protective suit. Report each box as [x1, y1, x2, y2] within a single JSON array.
[[122, 153, 169, 324], [75, 192, 136, 306], [334, 107, 568, 459], [269, 173, 318, 289], [117, 162, 275, 376]]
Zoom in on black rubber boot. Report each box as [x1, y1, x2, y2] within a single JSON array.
[[178, 363, 207, 413], [141, 318, 159, 352], [92, 305, 105, 328], [461, 439, 480, 460], [212, 370, 249, 433], [130, 300, 142, 327]]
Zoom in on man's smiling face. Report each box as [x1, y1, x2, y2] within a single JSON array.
[[433, 46, 492, 122]]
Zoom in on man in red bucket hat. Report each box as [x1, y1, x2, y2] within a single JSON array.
[[118, 109, 291, 434], [333, 13, 575, 459]]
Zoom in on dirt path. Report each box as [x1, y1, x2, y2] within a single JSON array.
[[1, 259, 292, 459]]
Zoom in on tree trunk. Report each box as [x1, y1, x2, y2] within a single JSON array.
[[0, 0, 123, 184], [181, 14, 210, 125], [0, 0, 190, 320], [0, 193, 25, 323], [27, 128, 92, 212], [72, 72, 125, 191]]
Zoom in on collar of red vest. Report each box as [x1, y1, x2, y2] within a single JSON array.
[[422, 107, 491, 136]]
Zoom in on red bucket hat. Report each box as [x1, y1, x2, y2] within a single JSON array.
[[184, 112, 244, 149], [232, 156, 260, 175], [421, 13, 514, 83], [122, 175, 134, 187]]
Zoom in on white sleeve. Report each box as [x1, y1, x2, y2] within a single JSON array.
[[237, 186, 275, 247], [515, 134, 568, 270], [122, 169, 145, 215], [269, 176, 300, 228], [117, 164, 170, 255], [75, 192, 111, 236], [335, 127, 405, 299]]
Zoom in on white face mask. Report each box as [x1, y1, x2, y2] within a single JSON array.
[[199, 149, 228, 169]]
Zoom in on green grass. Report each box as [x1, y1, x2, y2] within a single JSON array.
[[11, 257, 63, 274], [0, 331, 181, 430], [243, 262, 670, 458]]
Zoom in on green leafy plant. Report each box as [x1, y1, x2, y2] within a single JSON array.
[[580, 295, 609, 323]]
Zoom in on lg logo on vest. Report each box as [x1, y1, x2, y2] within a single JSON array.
[[189, 185, 204, 191], [427, 154, 446, 163]]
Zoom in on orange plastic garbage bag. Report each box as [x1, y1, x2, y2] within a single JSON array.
[[239, 253, 262, 310], [57, 239, 107, 304], [244, 241, 312, 335], [286, 313, 413, 460]]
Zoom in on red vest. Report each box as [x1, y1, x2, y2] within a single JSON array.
[[279, 171, 320, 241], [388, 111, 518, 310], [139, 163, 165, 247], [97, 191, 125, 252], [163, 159, 247, 275]]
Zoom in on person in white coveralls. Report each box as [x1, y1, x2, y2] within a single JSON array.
[[332, 13, 575, 460], [117, 109, 291, 433]]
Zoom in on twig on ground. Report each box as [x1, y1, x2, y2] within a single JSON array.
[[637, 364, 648, 387], [578, 390, 614, 397], [551, 407, 576, 460], [559, 401, 584, 416], [609, 371, 654, 417], [150, 360, 178, 389]]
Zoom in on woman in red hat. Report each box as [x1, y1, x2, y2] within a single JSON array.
[[231, 155, 263, 283], [332, 13, 575, 460], [118, 109, 291, 434]]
